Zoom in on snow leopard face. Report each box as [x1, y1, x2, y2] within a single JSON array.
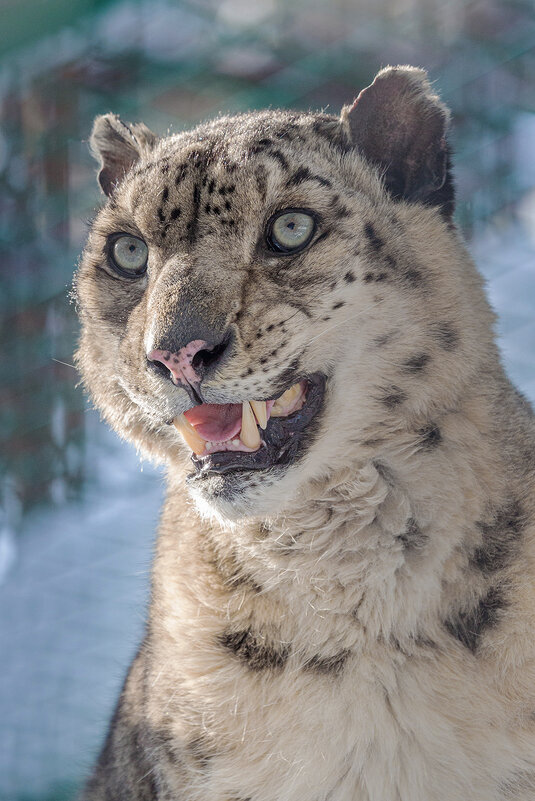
[[76, 67, 487, 520]]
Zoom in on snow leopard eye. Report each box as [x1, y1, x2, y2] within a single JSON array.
[[109, 234, 148, 277], [266, 209, 316, 254]]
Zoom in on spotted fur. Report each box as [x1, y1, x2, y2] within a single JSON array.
[[77, 67, 535, 801]]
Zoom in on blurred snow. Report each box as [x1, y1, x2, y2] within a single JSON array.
[[0, 416, 164, 799]]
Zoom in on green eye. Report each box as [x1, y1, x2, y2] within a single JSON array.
[[110, 235, 148, 276], [267, 209, 316, 253]]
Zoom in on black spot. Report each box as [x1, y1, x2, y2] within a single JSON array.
[[266, 149, 289, 170], [364, 271, 388, 283], [162, 186, 169, 203], [364, 222, 384, 250], [402, 267, 424, 286], [397, 518, 427, 550], [285, 167, 332, 188], [344, 270, 355, 283], [219, 629, 289, 671], [332, 301, 344, 310], [472, 501, 524, 574], [175, 164, 188, 184], [187, 736, 212, 770], [169, 207, 180, 220], [444, 585, 505, 652], [224, 200, 231, 211], [266, 324, 275, 332], [403, 353, 430, 374], [208, 179, 216, 194], [205, 203, 211, 214], [157, 207, 165, 223], [304, 650, 350, 676], [418, 424, 442, 450], [188, 183, 202, 245], [433, 322, 458, 351], [374, 330, 398, 348], [380, 386, 406, 408]]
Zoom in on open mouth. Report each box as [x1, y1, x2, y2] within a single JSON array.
[[173, 373, 325, 475]]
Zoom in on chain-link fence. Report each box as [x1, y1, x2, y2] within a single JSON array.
[[1, 0, 534, 798]]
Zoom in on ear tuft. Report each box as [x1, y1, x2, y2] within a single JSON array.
[[342, 66, 454, 217], [89, 113, 157, 196]]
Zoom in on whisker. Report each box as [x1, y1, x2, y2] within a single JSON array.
[[305, 299, 385, 347], [52, 358, 77, 370]]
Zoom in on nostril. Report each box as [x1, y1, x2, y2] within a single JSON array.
[[147, 357, 172, 380], [191, 336, 230, 372]]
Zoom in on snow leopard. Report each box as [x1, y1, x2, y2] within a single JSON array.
[[75, 66, 535, 801]]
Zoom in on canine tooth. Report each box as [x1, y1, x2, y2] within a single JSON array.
[[250, 400, 268, 429], [240, 401, 261, 449], [173, 415, 206, 455], [271, 382, 302, 417]]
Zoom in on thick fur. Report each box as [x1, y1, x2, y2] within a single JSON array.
[[76, 67, 535, 800]]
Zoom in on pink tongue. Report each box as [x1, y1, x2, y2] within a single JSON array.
[[184, 403, 243, 442]]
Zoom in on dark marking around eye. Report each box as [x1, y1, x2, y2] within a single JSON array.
[[304, 650, 350, 676], [418, 424, 442, 449], [472, 501, 523, 574], [344, 271, 355, 283], [403, 353, 430, 374], [445, 585, 504, 652], [364, 222, 384, 251]]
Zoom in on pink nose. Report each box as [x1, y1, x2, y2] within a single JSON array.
[[148, 340, 208, 387]]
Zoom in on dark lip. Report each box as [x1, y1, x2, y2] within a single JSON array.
[[188, 373, 326, 479]]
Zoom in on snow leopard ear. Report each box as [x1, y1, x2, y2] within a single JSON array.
[[342, 66, 454, 218], [90, 113, 158, 196]]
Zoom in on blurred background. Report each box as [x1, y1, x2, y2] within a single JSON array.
[[0, 0, 534, 798]]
